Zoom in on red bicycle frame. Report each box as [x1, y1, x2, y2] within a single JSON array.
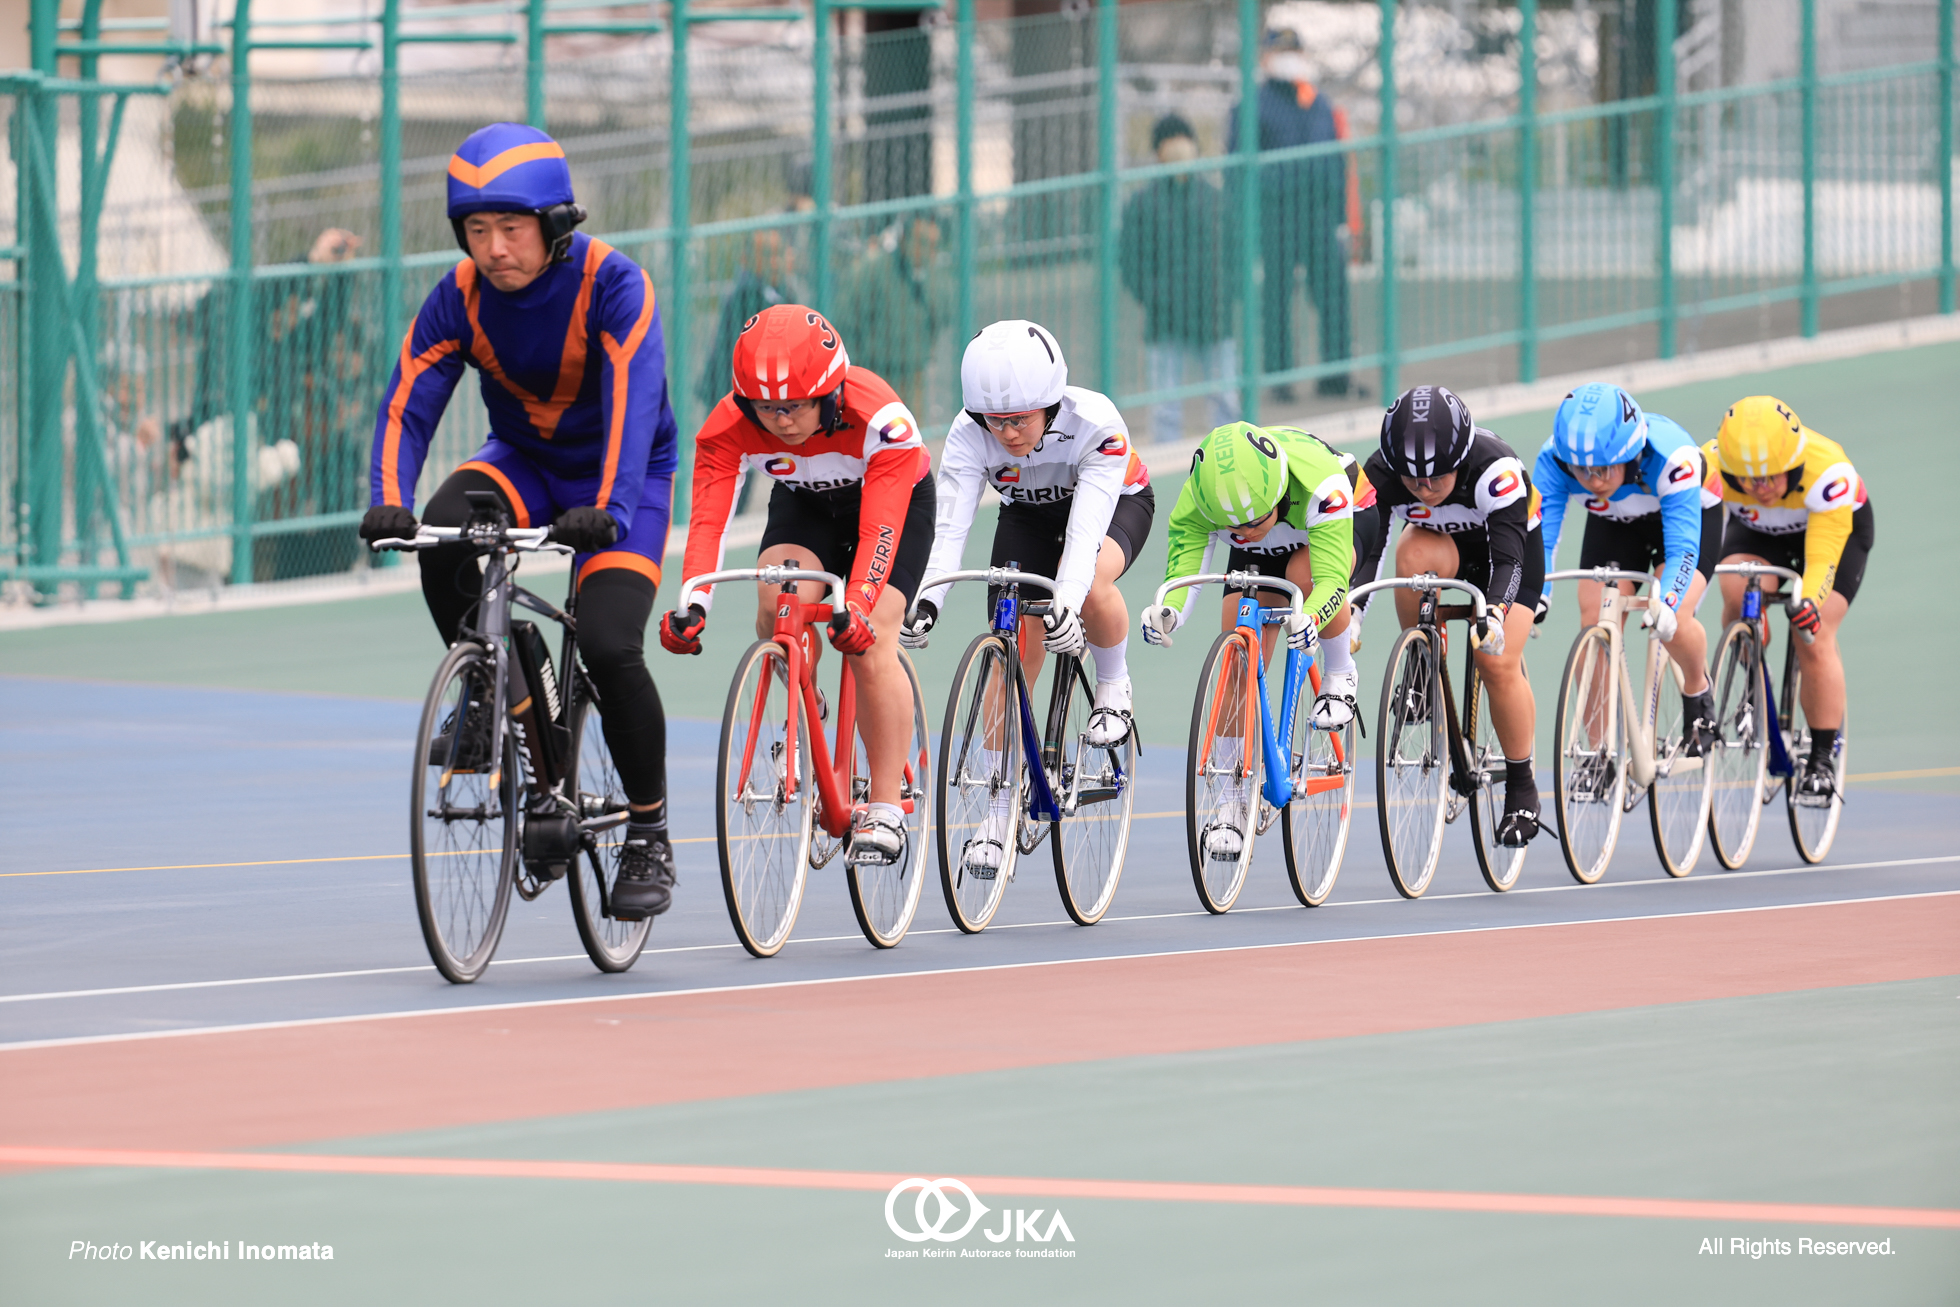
[[734, 587, 918, 840]]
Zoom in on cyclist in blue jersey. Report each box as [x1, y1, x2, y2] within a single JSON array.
[[358, 123, 682, 920], [1533, 383, 1721, 753]]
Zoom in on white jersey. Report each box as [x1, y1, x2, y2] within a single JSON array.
[[921, 386, 1149, 613]]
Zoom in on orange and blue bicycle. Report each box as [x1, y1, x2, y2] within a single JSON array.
[[1155, 570, 1358, 913]]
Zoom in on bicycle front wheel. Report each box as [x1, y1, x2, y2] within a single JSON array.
[[846, 649, 930, 948], [1187, 632, 1259, 914], [411, 641, 518, 984], [717, 640, 815, 957], [564, 686, 651, 972], [1464, 659, 1526, 892], [1784, 663, 1847, 864], [937, 634, 1021, 933], [1049, 655, 1133, 925], [1706, 620, 1768, 870], [1554, 624, 1627, 885], [1647, 654, 1712, 878], [1376, 627, 1447, 899], [1282, 659, 1355, 907]]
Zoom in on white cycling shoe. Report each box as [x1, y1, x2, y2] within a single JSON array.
[[1202, 785, 1249, 857], [1085, 677, 1133, 747], [848, 806, 906, 866], [963, 806, 1015, 878], [1312, 669, 1360, 730]]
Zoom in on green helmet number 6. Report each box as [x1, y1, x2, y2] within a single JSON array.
[[1190, 421, 1289, 529]]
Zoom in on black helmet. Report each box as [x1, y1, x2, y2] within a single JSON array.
[[1380, 385, 1475, 479]]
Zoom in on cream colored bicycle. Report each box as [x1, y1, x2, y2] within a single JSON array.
[[1546, 566, 1713, 883]]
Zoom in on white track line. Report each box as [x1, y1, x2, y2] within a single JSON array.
[[2, 888, 1953, 1055], [3, 854, 1954, 1007], [6, 853, 1954, 1008]]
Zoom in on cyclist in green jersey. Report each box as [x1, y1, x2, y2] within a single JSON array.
[[1143, 421, 1360, 728]]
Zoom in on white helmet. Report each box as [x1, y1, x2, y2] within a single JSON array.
[[961, 320, 1067, 416]]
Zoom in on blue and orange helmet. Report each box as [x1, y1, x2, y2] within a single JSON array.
[[446, 123, 586, 262]]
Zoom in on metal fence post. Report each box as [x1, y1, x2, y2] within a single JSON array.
[[1378, 0, 1398, 401], [1941, 0, 1955, 315], [1096, 0, 1118, 395], [527, 0, 547, 127], [669, 0, 691, 461], [228, 0, 257, 585], [955, 0, 975, 348], [1800, 0, 1818, 338], [1655, 0, 1677, 358], [381, 0, 404, 360], [1236, 0, 1259, 423], [23, 0, 63, 591], [1517, 0, 1537, 383], [812, 0, 833, 315]]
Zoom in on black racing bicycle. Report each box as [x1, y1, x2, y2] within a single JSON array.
[[371, 492, 649, 982]]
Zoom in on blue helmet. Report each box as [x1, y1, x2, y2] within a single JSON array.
[[446, 123, 586, 262], [1550, 383, 1647, 468]]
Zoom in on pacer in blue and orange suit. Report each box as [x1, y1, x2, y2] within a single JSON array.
[[359, 122, 682, 921]]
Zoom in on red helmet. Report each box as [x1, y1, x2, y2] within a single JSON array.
[[731, 305, 849, 403]]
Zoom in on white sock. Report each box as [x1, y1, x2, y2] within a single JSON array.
[[1322, 630, 1355, 680], [1089, 638, 1128, 684], [867, 801, 904, 825], [978, 746, 1002, 783]]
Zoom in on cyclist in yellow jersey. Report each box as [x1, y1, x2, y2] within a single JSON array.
[[1704, 395, 1874, 798]]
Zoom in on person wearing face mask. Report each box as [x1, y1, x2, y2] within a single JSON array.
[[1229, 25, 1355, 401], [1118, 114, 1241, 444]]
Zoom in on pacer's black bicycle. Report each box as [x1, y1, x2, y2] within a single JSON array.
[[372, 492, 648, 983]]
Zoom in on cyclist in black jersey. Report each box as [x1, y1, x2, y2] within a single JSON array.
[[1353, 385, 1546, 846]]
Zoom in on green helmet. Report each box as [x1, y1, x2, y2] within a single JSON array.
[[1188, 422, 1290, 527]]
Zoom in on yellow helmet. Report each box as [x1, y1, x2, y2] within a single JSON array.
[[1716, 395, 1807, 479]]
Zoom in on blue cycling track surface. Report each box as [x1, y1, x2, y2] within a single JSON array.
[[1, 671, 1957, 1042]]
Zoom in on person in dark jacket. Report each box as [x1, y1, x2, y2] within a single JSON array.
[[1119, 114, 1242, 444], [1229, 26, 1353, 400], [696, 227, 803, 412]]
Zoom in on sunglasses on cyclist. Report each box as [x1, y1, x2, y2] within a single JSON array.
[[981, 411, 1044, 433]]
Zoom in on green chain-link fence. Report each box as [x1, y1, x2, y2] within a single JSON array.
[[5, 0, 1957, 601]]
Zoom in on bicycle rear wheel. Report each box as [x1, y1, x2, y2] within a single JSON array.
[[1464, 660, 1526, 892], [717, 640, 815, 957], [1049, 655, 1133, 925], [1784, 663, 1846, 864], [846, 650, 930, 947], [1553, 625, 1626, 885], [564, 685, 650, 972], [1376, 627, 1447, 899], [1706, 620, 1768, 870], [937, 634, 1021, 933], [1281, 659, 1355, 906], [1647, 653, 1712, 877], [1187, 632, 1259, 914], [411, 641, 518, 984]]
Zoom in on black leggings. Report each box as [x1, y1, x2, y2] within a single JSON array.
[[419, 468, 668, 808]]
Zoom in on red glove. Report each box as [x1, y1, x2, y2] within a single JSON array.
[[659, 604, 706, 655], [827, 602, 877, 655], [1789, 597, 1822, 636]]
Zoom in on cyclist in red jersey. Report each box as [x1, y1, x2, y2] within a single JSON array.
[[661, 305, 935, 864]]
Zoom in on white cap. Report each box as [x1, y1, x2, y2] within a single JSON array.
[[961, 319, 1067, 415]]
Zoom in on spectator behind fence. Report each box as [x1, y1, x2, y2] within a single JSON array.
[[1230, 26, 1354, 401], [696, 227, 804, 413], [1119, 114, 1241, 445], [834, 214, 951, 413], [170, 226, 367, 582]]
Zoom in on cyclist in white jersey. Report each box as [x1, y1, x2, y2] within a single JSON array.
[[905, 319, 1156, 746]]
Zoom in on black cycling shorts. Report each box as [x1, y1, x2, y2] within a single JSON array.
[[984, 486, 1156, 613], [1448, 523, 1545, 613], [1717, 499, 1874, 606], [1577, 502, 1723, 583], [759, 477, 937, 607]]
